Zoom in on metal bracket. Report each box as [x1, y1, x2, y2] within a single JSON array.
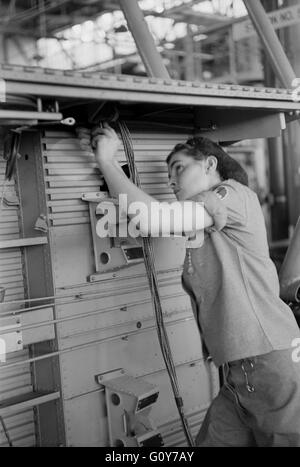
[[34, 214, 48, 233], [195, 110, 287, 142], [82, 191, 144, 279], [95, 369, 162, 447], [0, 324, 23, 354], [95, 368, 125, 387], [89, 262, 144, 282]]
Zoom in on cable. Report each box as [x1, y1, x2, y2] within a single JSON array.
[[1, 318, 197, 372], [0, 292, 187, 335], [116, 120, 195, 447], [0, 273, 182, 316]]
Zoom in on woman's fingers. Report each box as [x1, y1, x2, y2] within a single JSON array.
[[103, 123, 118, 136], [77, 125, 116, 138], [76, 127, 91, 138], [78, 136, 92, 147], [91, 128, 119, 150], [76, 127, 92, 150], [79, 139, 91, 147], [76, 126, 90, 133], [91, 129, 112, 138], [91, 133, 111, 149], [92, 124, 118, 138], [79, 136, 91, 144], [76, 124, 120, 156], [91, 134, 101, 149]]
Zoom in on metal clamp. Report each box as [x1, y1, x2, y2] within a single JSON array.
[[241, 360, 255, 393]]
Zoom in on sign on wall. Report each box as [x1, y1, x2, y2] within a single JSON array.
[[233, 4, 300, 41]]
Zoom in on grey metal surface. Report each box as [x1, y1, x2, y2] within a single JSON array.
[[16, 132, 66, 447], [0, 110, 63, 121], [0, 156, 36, 447], [0, 126, 270, 446], [40, 127, 219, 446], [0, 391, 60, 417], [43, 130, 185, 229], [0, 63, 299, 105], [0, 237, 48, 249]]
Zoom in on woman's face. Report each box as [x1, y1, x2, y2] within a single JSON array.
[[167, 152, 215, 200]]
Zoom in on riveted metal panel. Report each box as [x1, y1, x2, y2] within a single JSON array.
[[0, 308, 55, 347], [0, 157, 36, 447], [50, 224, 185, 285], [56, 293, 191, 342], [62, 361, 216, 447], [14, 132, 66, 446], [40, 127, 219, 446], [1, 63, 299, 106], [58, 319, 205, 399]]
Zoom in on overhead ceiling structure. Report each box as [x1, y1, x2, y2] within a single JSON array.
[[0, 0, 120, 38], [0, 0, 240, 38], [143, 1, 230, 26], [0, 1, 252, 83]]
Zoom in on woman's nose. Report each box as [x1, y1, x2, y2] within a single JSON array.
[[168, 173, 177, 187], [168, 178, 177, 190]]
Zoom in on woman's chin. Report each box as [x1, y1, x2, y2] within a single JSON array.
[[177, 192, 190, 201]]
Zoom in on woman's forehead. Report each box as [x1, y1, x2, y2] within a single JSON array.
[[168, 151, 193, 167]]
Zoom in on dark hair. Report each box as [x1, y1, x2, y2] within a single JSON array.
[[166, 137, 248, 187]]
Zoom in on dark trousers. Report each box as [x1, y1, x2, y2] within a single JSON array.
[[196, 349, 300, 447]]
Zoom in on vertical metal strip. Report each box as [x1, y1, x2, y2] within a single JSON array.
[[16, 131, 66, 446], [119, 0, 170, 79], [0, 156, 34, 447], [243, 0, 296, 88]]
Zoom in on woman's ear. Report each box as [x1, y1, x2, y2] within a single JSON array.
[[206, 155, 218, 173]]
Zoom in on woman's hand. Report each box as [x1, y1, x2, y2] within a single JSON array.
[[91, 123, 121, 167], [76, 127, 93, 154]]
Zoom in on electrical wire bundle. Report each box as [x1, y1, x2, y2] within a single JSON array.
[[117, 120, 195, 447]]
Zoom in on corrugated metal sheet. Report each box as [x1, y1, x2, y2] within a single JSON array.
[[41, 129, 219, 446], [42, 129, 187, 227], [0, 157, 35, 447], [0, 351, 36, 447]]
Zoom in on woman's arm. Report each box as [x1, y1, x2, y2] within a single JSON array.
[[87, 124, 213, 236]]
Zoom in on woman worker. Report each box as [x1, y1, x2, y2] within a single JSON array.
[[81, 123, 300, 447]]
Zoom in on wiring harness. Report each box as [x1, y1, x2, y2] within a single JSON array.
[[117, 120, 195, 447]]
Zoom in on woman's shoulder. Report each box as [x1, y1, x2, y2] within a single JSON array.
[[218, 179, 258, 201], [211, 178, 246, 200], [220, 178, 248, 191]]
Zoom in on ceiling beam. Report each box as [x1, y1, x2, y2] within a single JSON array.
[[0, 0, 71, 25], [0, 26, 58, 38]]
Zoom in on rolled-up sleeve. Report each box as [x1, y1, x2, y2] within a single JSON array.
[[191, 180, 247, 232]]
